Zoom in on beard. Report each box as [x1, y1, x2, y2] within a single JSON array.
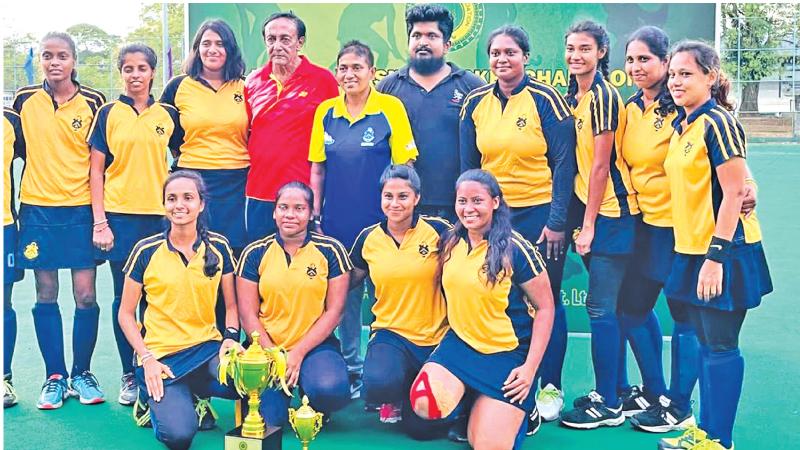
[[409, 55, 446, 75]]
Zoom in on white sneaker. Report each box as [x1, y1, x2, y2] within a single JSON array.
[[536, 383, 564, 421]]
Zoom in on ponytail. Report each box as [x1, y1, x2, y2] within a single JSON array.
[[712, 71, 735, 111], [198, 218, 220, 277]]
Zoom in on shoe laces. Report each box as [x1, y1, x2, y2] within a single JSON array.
[[587, 390, 604, 404], [537, 387, 561, 403], [678, 425, 708, 444], [4, 379, 16, 396], [688, 438, 723, 450], [121, 373, 136, 389], [74, 371, 100, 389], [42, 377, 65, 393], [195, 396, 219, 422], [134, 399, 152, 427]]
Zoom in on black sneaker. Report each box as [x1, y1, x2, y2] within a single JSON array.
[[630, 395, 696, 433], [621, 385, 653, 417], [195, 396, 218, 431], [133, 397, 152, 428], [364, 401, 380, 412], [349, 373, 363, 400], [447, 415, 468, 443], [560, 391, 625, 429], [526, 406, 542, 436]]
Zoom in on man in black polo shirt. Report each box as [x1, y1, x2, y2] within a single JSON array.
[[377, 4, 485, 221]]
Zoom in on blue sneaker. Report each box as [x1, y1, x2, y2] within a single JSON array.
[[37, 374, 71, 409], [70, 371, 105, 405]]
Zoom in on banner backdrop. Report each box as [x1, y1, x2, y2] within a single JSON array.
[[188, 3, 716, 333]]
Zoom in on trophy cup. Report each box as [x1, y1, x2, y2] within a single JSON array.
[[288, 396, 324, 450], [219, 331, 292, 450]]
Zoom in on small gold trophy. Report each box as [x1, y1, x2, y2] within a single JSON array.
[[219, 331, 292, 450], [288, 396, 324, 450]]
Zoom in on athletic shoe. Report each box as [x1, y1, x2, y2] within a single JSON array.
[[658, 425, 708, 450], [70, 371, 105, 404], [133, 397, 152, 428], [526, 406, 542, 436], [4, 376, 18, 408], [364, 401, 380, 412], [349, 373, 363, 400], [621, 385, 653, 417], [379, 403, 402, 424], [118, 372, 137, 406], [572, 390, 609, 408], [631, 395, 696, 433], [684, 438, 734, 450], [195, 396, 218, 430], [560, 391, 625, 429], [447, 415, 468, 443], [536, 383, 564, 421], [37, 374, 71, 409]]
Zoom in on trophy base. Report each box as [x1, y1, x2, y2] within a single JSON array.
[[224, 425, 282, 450]]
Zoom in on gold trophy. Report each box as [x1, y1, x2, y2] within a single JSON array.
[[218, 331, 292, 450], [288, 396, 324, 450]]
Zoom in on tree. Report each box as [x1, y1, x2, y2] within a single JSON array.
[[67, 24, 122, 95], [721, 3, 798, 112], [126, 2, 185, 94], [3, 33, 40, 92]]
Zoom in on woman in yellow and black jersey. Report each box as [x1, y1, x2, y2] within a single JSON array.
[[118, 171, 241, 450], [237, 181, 352, 427], [87, 44, 182, 406], [13, 32, 107, 408], [459, 26, 576, 420], [409, 169, 554, 450], [3, 107, 25, 408], [349, 164, 450, 434], [160, 20, 248, 252], [559, 21, 640, 429], [656, 41, 771, 450]]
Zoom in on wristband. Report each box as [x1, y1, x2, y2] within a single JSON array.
[[140, 352, 155, 364], [705, 236, 732, 263], [223, 327, 241, 341]]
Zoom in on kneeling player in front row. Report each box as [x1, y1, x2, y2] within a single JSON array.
[[118, 171, 242, 450], [410, 169, 555, 450]]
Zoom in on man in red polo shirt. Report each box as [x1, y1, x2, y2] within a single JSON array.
[[244, 11, 338, 241]]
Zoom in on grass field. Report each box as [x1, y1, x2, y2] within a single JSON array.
[[3, 144, 798, 449]]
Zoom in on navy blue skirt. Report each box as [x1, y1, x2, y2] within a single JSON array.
[[566, 195, 636, 256], [17, 204, 95, 270], [427, 330, 534, 413], [664, 242, 772, 311], [629, 217, 675, 283], [191, 168, 248, 249], [135, 340, 220, 388], [4, 224, 24, 284], [368, 328, 436, 368], [94, 213, 164, 262]]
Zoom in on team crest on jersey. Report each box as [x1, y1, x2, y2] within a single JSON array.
[[516, 115, 527, 129], [451, 88, 464, 104], [653, 116, 664, 131], [23, 242, 39, 260], [233, 92, 244, 103], [71, 116, 83, 131], [361, 127, 375, 147], [324, 132, 335, 146], [683, 142, 694, 156], [418, 243, 430, 256], [155, 125, 165, 136], [576, 118, 584, 131], [306, 264, 318, 279]]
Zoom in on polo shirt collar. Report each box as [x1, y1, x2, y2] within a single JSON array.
[[672, 98, 716, 133], [379, 213, 421, 235], [118, 94, 155, 110], [42, 79, 82, 106], [397, 62, 467, 81], [629, 88, 669, 112], [493, 73, 529, 101], [589, 71, 605, 92], [274, 231, 313, 249], [262, 55, 313, 80], [163, 229, 202, 253], [332, 87, 382, 122]]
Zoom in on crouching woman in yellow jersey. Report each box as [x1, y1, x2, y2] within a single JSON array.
[[118, 171, 242, 450], [88, 43, 182, 406], [237, 182, 352, 428], [410, 169, 554, 450], [658, 41, 772, 450], [350, 165, 451, 435]]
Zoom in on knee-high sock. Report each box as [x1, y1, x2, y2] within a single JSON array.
[[705, 349, 743, 449], [668, 321, 699, 411], [538, 301, 567, 389], [110, 261, 135, 374], [698, 344, 710, 429], [71, 305, 100, 376], [4, 305, 17, 377], [590, 315, 621, 408], [620, 311, 666, 399], [32, 302, 68, 377]]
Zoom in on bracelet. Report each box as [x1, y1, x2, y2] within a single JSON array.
[[223, 327, 241, 341], [705, 236, 732, 263], [93, 219, 108, 226], [93, 224, 109, 232], [140, 352, 155, 364]]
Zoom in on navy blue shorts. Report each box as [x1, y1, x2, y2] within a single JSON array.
[[4, 224, 24, 284], [566, 195, 636, 256], [190, 168, 248, 249], [629, 217, 675, 283], [368, 328, 436, 368], [94, 213, 163, 263], [664, 242, 772, 311], [244, 197, 277, 243], [17, 204, 95, 270], [426, 330, 534, 413]]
